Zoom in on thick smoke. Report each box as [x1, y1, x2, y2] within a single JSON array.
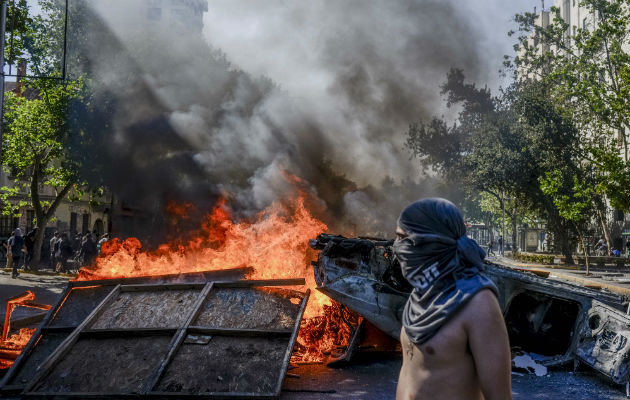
[[64, 0, 514, 239]]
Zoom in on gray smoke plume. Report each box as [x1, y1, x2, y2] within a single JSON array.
[[62, 0, 524, 239]]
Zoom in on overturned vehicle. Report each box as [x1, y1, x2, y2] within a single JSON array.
[[310, 234, 630, 386]]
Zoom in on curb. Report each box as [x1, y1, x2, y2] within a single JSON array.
[[1, 267, 76, 278], [493, 257, 630, 297]]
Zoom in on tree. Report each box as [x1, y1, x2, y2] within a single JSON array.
[[512, 0, 630, 213], [540, 170, 597, 273], [406, 70, 586, 262], [1, 78, 87, 268], [0, 0, 103, 268]]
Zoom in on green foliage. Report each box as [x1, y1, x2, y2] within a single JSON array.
[[511, 0, 630, 211], [540, 170, 594, 223], [406, 69, 585, 258], [512, 252, 557, 264], [1, 78, 85, 210]]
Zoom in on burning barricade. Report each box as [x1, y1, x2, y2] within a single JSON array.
[[0, 195, 355, 398]]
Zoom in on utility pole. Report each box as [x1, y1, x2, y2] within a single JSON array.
[[0, 0, 7, 163], [501, 190, 506, 256]]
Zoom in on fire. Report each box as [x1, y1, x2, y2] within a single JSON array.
[[76, 188, 351, 361], [1, 291, 51, 369]]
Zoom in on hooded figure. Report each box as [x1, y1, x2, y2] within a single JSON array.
[[393, 198, 498, 345], [9, 228, 25, 278]]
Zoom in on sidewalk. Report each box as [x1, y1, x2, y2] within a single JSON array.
[[488, 254, 630, 298]]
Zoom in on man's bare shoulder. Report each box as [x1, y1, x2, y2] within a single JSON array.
[[461, 289, 503, 328]]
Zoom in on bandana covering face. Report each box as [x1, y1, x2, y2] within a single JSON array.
[[393, 198, 498, 345]]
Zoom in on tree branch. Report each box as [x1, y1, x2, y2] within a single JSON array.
[[44, 181, 73, 220]]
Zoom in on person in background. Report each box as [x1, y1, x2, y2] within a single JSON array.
[[72, 232, 82, 258], [56, 232, 73, 273], [97, 233, 109, 254], [3, 238, 10, 268], [49, 232, 59, 269], [8, 228, 24, 278], [487, 238, 495, 256], [394, 198, 511, 400], [23, 227, 38, 269], [595, 236, 608, 256], [79, 233, 98, 266]]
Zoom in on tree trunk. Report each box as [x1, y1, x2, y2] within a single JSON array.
[[575, 225, 590, 276], [511, 207, 517, 254], [596, 207, 612, 256], [28, 179, 74, 270], [559, 229, 574, 264], [30, 218, 48, 270]]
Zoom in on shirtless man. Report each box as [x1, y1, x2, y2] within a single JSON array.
[[393, 199, 512, 400]]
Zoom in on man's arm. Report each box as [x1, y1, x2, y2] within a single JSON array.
[[464, 289, 512, 400]]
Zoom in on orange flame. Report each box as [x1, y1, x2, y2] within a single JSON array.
[[1, 291, 51, 369], [76, 189, 350, 361]]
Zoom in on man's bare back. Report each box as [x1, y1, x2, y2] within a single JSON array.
[[396, 289, 512, 400]]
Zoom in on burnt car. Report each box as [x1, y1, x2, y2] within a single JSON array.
[[310, 234, 630, 387]]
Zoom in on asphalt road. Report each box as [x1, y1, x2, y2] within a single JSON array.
[[0, 269, 69, 322], [281, 352, 628, 400]]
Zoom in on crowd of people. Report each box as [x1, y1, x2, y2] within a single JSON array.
[[4, 228, 109, 278]]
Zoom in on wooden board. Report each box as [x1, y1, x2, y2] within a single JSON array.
[[48, 286, 114, 327], [193, 288, 303, 330], [155, 336, 287, 394], [91, 289, 201, 329], [31, 335, 171, 393], [6, 332, 68, 386]]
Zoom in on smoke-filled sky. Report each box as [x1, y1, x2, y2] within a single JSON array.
[[198, 0, 539, 189], [66, 0, 539, 237], [204, 0, 538, 97]]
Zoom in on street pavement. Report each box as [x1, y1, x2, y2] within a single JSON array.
[[1, 260, 630, 399], [0, 268, 70, 323], [489, 253, 630, 297], [281, 354, 628, 400]]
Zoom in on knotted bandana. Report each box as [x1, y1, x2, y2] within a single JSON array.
[[393, 198, 498, 345]]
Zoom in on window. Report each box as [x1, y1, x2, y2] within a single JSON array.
[[70, 212, 78, 234], [82, 213, 90, 234], [0, 216, 19, 237], [583, 17, 588, 30], [170, 8, 192, 28], [147, 7, 162, 20]]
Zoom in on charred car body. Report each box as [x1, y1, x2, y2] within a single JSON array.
[[310, 234, 630, 386]]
